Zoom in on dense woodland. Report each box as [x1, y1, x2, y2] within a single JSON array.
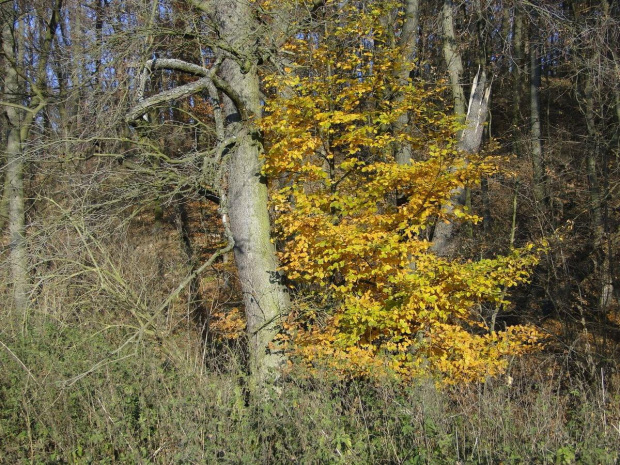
[[1, 0, 619, 462]]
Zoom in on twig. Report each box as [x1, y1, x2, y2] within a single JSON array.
[[0, 339, 38, 385]]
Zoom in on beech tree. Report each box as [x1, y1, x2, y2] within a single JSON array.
[[2, 0, 614, 391], [125, 0, 299, 383], [261, 1, 542, 384]]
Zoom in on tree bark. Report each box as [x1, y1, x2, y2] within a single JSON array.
[[511, 5, 525, 155], [1, 0, 64, 313], [5, 129, 29, 313], [441, 0, 466, 124], [530, 41, 547, 206], [127, 0, 292, 384], [583, 65, 613, 312], [2, 18, 29, 313], [393, 0, 420, 166], [0, 161, 10, 232], [431, 69, 491, 256], [433, 1, 491, 256], [213, 0, 291, 384]]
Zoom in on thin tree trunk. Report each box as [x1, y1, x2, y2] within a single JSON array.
[[393, 0, 420, 166], [1, 0, 61, 314], [584, 70, 613, 312], [585, 147, 603, 241], [0, 71, 6, 232], [5, 128, 28, 314], [530, 42, 546, 205], [511, 5, 525, 155], [441, 0, 466, 123], [2, 19, 29, 313], [481, 176, 492, 233], [2, 16, 28, 314]]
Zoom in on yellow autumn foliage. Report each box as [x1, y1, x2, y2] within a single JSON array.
[[260, 0, 544, 384]]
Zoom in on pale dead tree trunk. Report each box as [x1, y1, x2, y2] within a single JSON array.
[[473, 0, 492, 233], [128, 0, 291, 384], [432, 0, 491, 256], [1, 1, 62, 314], [431, 69, 491, 256]]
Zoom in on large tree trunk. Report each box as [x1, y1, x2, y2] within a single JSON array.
[[227, 126, 291, 383], [129, 0, 292, 384], [206, 0, 292, 383], [220, 58, 291, 382], [127, 53, 291, 386], [224, 90, 289, 381]]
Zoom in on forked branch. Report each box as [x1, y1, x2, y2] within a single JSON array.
[[126, 57, 248, 124]]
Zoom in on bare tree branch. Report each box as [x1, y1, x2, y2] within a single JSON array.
[[126, 57, 249, 123], [126, 76, 212, 123]]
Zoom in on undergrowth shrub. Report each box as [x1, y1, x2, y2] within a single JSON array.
[[0, 204, 617, 463], [1, 312, 618, 464]]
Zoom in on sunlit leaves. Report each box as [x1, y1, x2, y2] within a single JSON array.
[[260, 0, 543, 385]]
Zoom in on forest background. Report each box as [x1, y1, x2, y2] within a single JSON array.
[[1, 0, 619, 462]]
